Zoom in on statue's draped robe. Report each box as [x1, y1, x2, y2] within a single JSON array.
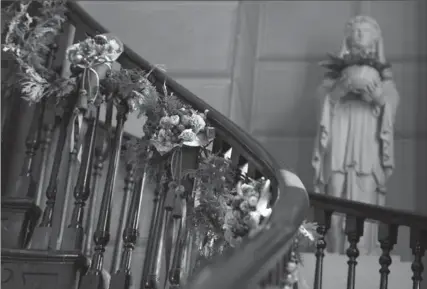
[[312, 78, 399, 254]]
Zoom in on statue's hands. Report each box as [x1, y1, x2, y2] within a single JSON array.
[[363, 80, 385, 105]]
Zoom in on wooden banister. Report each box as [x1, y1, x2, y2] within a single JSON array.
[[309, 193, 427, 229]]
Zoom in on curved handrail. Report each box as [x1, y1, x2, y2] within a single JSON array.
[[66, 2, 309, 289], [310, 193, 427, 229]]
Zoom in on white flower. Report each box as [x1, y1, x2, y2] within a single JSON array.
[[189, 114, 206, 133], [179, 129, 197, 142], [169, 115, 180, 126]]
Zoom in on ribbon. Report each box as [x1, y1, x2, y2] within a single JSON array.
[[69, 111, 84, 162], [170, 149, 183, 182]]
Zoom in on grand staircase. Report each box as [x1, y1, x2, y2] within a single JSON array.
[[2, 2, 427, 289]]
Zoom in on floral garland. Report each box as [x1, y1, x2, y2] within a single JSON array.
[[320, 52, 391, 80], [2, 0, 76, 103], [149, 87, 215, 156], [184, 155, 318, 289]]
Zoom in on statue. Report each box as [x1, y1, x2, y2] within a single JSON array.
[[312, 16, 400, 254]]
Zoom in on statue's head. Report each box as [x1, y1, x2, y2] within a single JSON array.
[[339, 15, 386, 63]]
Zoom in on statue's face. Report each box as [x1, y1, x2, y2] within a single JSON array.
[[348, 22, 376, 51]]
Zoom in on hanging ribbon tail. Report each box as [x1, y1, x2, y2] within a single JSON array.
[[164, 215, 174, 282], [69, 112, 80, 159], [170, 149, 182, 181], [69, 107, 86, 164], [76, 113, 84, 162]]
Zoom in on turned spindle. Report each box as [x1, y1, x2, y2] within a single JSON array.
[[111, 163, 136, 273], [410, 229, 427, 289], [79, 102, 128, 289], [110, 170, 147, 289], [145, 179, 174, 289], [313, 209, 332, 289], [140, 168, 165, 289], [84, 101, 112, 256], [344, 216, 364, 289], [378, 223, 398, 289], [61, 107, 100, 250]]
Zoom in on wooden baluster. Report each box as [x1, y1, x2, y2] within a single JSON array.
[[410, 229, 427, 289], [29, 87, 80, 250], [168, 187, 184, 289], [109, 170, 147, 289], [148, 176, 175, 289], [111, 163, 136, 273], [34, 124, 54, 207], [344, 215, 364, 289], [169, 148, 199, 289], [144, 172, 169, 289], [84, 101, 112, 256], [141, 168, 167, 289], [56, 116, 81, 248], [168, 186, 182, 287], [13, 100, 46, 199], [378, 223, 398, 289], [80, 102, 128, 289], [61, 107, 100, 250], [313, 209, 332, 289], [84, 135, 108, 255]]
